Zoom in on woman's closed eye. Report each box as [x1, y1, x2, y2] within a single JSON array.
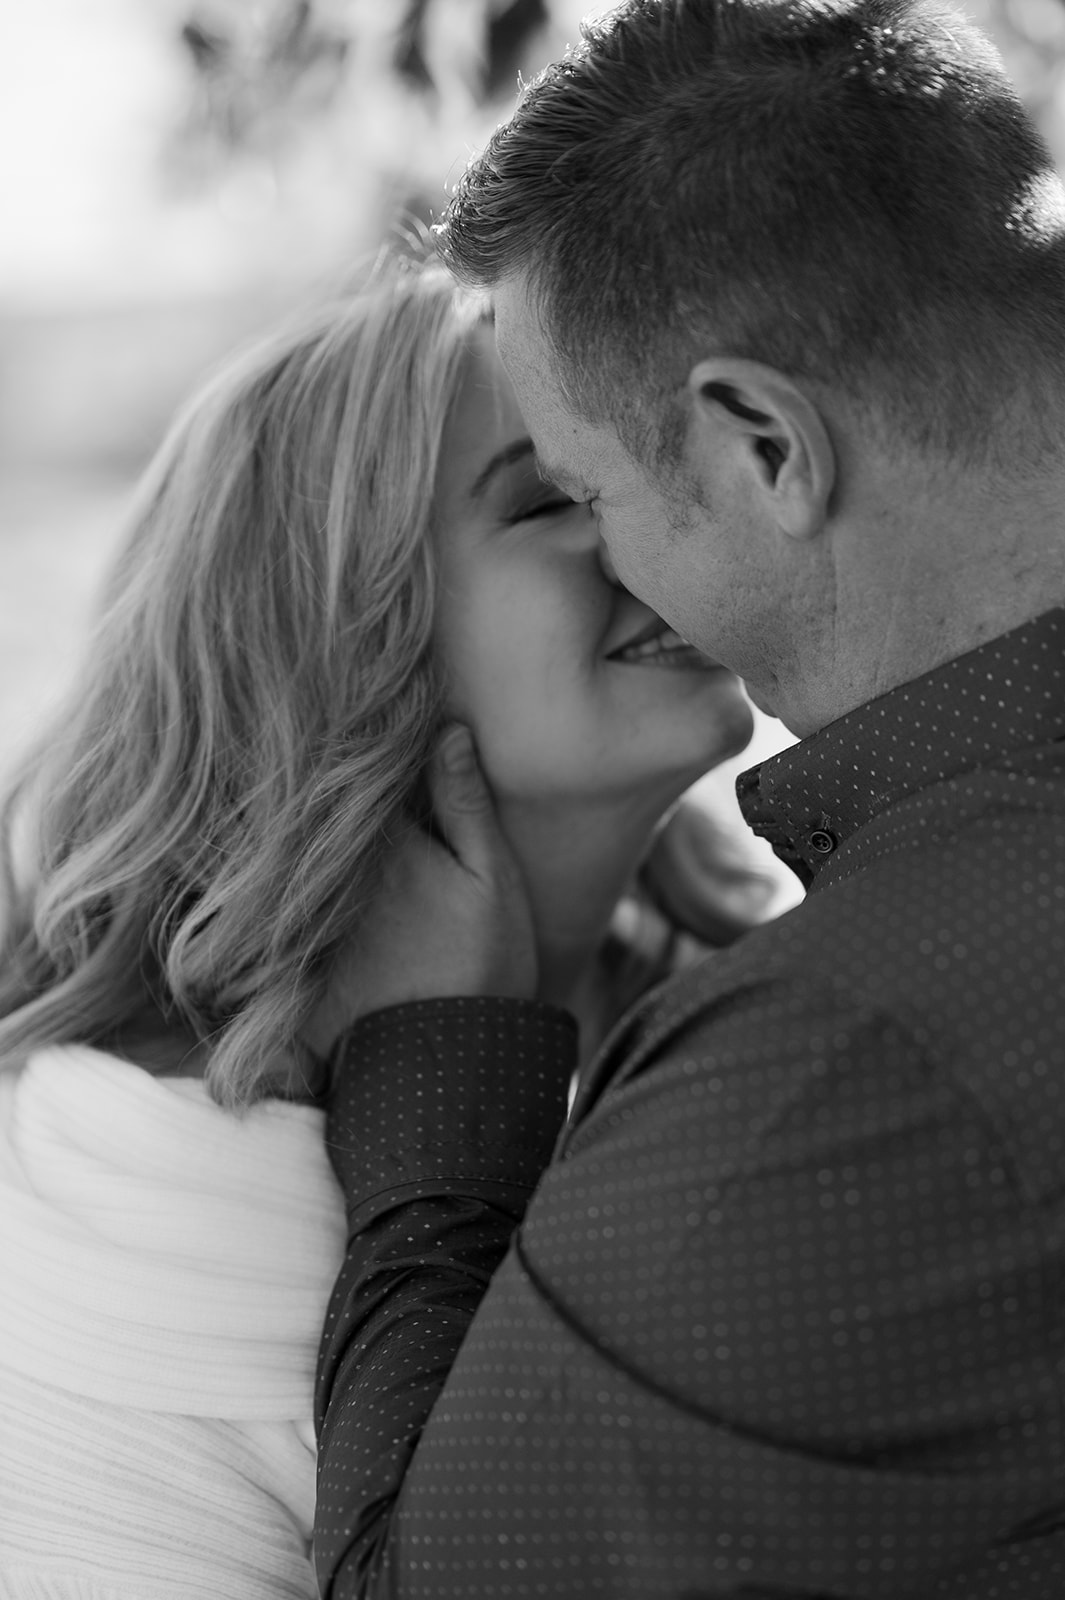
[[506, 491, 577, 524]]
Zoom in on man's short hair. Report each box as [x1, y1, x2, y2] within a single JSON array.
[[437, 0, 1065, 469]]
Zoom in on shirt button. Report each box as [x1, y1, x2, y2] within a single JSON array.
[[808, 828, 837, 855]]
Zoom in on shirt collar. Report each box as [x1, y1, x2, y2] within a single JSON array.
[[738, 608, 1065, 885]]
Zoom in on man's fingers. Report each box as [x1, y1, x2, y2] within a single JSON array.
[[429, 724, 500, 874]]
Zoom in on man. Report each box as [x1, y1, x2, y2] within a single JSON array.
[[313, 1, 1065, 1594]]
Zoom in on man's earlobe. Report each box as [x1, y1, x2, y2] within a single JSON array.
[[689, 360, 836, 541]]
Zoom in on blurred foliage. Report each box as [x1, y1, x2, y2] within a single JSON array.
[[177, 2, 351, 159], [168, 0, 552, 188], [991, 0, 1065, 103], [975, 0, 1065, 146], [166, 0, 1065, 189]]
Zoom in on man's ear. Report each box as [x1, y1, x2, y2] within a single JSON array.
[[687, 358, 835, 540]]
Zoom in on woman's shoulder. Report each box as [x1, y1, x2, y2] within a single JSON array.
[[0, 1039, 344, 1418]]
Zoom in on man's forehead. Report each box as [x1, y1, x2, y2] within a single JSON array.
[[491, 274, 534, 345], [492, 278, 547, 396], [493, 283, 572, 446], [493, 278, 576, 413]]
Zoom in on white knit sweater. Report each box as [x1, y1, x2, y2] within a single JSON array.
[[0, 1046, 346, 1599]]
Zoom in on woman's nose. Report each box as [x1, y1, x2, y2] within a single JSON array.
[[598, 538, 622, 586]]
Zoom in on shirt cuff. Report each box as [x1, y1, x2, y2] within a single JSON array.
[[326, 997, 578, 1226]]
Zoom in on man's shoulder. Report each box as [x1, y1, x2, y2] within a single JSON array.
[[664, 762, 1065, 1024], [567, 784, 1065, 1194]]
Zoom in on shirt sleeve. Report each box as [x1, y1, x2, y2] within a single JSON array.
[[313, 978, 1064, 1599], [313, 996, 578, 1598]]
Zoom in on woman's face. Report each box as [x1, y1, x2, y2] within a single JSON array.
[[433, 324, 754, 812]]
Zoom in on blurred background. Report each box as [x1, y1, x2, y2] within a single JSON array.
[[2, 0, 1064, 827]]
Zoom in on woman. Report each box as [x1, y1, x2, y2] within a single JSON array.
[[0, 262, 760, 1597]]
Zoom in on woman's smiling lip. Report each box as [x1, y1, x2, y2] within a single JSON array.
[[607, 612, 671, 656], [606, 613, 723, 667]]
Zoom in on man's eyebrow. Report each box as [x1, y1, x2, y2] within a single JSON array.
[[469, 438, 536, 499]]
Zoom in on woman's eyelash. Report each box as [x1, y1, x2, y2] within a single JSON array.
[[509, 495, 574, 523]]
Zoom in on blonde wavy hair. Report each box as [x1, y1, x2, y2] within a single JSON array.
[[0, 263, 484, 1107]]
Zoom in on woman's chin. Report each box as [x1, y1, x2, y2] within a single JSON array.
[[714, 696, 759, 763], [660, 685, 757, 774], [624, 717, 757, 812], [472, 683, 756, 818]]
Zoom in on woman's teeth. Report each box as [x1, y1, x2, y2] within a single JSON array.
[[614, 626, 705, 664]]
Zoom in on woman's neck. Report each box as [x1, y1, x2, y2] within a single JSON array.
[[496, 791, 665, 1018]]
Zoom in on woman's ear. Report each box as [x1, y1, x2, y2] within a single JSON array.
[[687, 358, 835, 540]]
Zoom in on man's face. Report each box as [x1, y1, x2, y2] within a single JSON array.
[[492, 275, 786, 714]]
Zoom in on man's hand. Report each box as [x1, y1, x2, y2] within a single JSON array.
[[303, 725, 537, 1060]]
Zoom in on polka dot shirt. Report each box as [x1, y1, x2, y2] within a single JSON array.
[[315, 609, 1065, 1598]]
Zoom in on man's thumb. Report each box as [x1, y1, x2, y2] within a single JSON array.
[[432, 725, 494, 828]]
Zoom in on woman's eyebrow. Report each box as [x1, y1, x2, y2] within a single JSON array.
[[469, 438, 536, 499]]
